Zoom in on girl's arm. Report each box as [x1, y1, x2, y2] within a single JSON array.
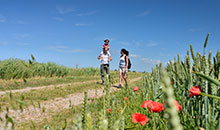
[[125, 56, 129, 69]]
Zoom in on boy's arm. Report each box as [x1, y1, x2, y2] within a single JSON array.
[[98, 53, 103, 60], [108, 55, 112, 61], [108, 52, 112, 61]]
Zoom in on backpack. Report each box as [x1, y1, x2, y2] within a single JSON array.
[[125, 56, 132, 69]]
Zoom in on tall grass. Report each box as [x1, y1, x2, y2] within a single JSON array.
[[0, 58, 99, 80]]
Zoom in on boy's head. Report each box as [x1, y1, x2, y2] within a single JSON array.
[[104, 39, 109, 44], [103, 46, 108, 53]]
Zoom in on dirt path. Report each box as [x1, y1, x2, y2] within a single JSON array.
[[0, 79, 98, 95], [0, 77, 142, 129]]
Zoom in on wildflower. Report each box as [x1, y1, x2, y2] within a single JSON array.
[[108, 108, 111, 113], [173, 100, 182, 111], [133, 86, 139, 92], [124, 97, 128, 101], [141, 100, 153, 108], [189, 86, 201, 97], [171, 80, 174, 85], [148, 101, 164, 113], [132, 113, 149, 126]]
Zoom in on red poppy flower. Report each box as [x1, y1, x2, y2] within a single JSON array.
[[171, 80, 174, 85], [133, 86, 139, 92], [108, 108, 111, 113], [148, 102, 164, 113], [189, 86, 201, 97], [173, 100, 182, 111], [141, 100, 153, 108], [124, 97, 128, 101], [132, 113, 149, 126]]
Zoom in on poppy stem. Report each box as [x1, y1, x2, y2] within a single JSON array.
[[200, 92, 220, 100]]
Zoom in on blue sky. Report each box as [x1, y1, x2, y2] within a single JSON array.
[[0, 0, 219, 72]]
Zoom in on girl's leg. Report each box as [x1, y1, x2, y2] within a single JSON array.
[[122, 72, 128, 85], [119, 71, 123, 86]]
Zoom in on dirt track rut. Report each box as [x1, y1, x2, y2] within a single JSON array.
[[0, 77, 142, 129], [0, 80, 97, 95]]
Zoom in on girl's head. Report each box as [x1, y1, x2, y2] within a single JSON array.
[[121, 49, 129, 56], [104, 39, 109, 44]]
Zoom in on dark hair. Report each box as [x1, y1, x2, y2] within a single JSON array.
[[104, 39, 109, 42], [121, 48, 129, 56]]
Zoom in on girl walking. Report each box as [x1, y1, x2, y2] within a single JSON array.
[[118, 48, 129, 88]]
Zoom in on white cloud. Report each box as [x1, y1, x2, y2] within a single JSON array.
[[16, 42, 30, 46], [120, 41, 130, 46], [188, 27, 204, 32], [146, 41, 158, 47], [94, 37, 116, 42], [130, 54, 141, 58], [77, 10, 97, 16], [131, 40, 158, 47], [0, 41, 8, 45], [130, 54, 160, 65], [75, 23, 91, 26], [56, 6, 75, 14], [48, 45, 88, 53], [0, 15, 6, 23], [52, 17, 64, 22], [16, 20, 28, 24], [136, 11, 151, 17], [14, 33, 30, 39]]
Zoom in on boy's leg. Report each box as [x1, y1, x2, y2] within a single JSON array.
[[106, 64, 110, 82], [100, 64, 105, 84]]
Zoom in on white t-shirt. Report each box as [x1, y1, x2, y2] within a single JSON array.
[[100, 51, 111, 64], [119, 55, 126, 68]]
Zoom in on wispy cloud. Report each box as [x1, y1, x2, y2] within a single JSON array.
[[52, 17, 64, 22], [0, 15, 6, 23], [15, 20, 28, 24], [131, 40, 158, 47], [120, 41, 130, 46], [14, 33, 30, 39], [146, 41, 159, 47], [16, 42, 30, 46], [0, 41, 8, 45], [130, 54, 160, 65], [188, 27, 204, 32], [94, 37, 116, 42], [76, 10, 97, 16], [136, 11, 151, 17], [56, 6, 75, 14], [75, 23, 91, 26], [49, 45, 88, 53]]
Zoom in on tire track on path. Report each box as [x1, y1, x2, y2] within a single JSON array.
[[0, 79, 98, 95], [0, 77, 142, 129]]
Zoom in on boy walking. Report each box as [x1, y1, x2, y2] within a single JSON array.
[[98, 46, 112, 85]]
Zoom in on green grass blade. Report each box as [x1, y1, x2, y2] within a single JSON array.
[[204, 32, 210, 49], [193, 72, 220, 86]]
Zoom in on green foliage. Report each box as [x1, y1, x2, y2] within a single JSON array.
[[0, 58, 99, 80]]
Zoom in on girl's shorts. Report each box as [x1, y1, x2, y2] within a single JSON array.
[[119, 67, 127, 73]]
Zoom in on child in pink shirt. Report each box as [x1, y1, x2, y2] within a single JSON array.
[[100, 39, 110, 59], [103, 39, 110, 50]]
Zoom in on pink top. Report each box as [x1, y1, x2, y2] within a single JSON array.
[[103, 44, 110, 48]]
